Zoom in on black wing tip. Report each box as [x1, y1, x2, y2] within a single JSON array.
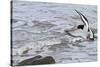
[[74, 9, 79, 13], [74, 9, 82, 15], [74, 9, 78, 13], [74, 9, 89, 23]]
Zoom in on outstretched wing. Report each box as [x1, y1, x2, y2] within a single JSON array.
[[75, 9, 88, 25], [75, 9, 89, 31]]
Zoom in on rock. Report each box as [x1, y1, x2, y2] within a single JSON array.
[[31, 56, 56, 65], [17, 55, 42, 66], [17, 55, 55, 66]]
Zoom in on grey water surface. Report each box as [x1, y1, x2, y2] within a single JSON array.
[[11, 1, 97, 65]]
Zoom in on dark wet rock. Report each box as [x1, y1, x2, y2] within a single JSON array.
[[30, 56, 56, 65], [17, 55, 42, 66], [17, 55, 55, 66]]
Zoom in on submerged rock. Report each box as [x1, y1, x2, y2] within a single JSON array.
[[17, 55, 55, 66]]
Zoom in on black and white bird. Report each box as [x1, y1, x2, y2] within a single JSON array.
[[75, 9, 95, 40], [65, 10, 95, 40]]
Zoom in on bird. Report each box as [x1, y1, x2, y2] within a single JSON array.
[[65, 9, 95, 40], [75, 10, 95, 40]]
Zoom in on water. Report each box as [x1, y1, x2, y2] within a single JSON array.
[[11, 1, 97, 65]]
